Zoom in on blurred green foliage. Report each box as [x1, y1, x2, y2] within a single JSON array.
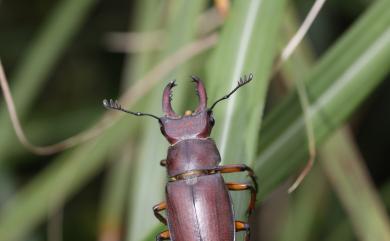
[[0, 0, 389, 241]]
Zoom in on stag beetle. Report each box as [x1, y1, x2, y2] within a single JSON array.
[[103, 74, 257, 241]]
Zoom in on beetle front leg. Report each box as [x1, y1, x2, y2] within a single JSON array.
[[160, 159, 167, 167], [153, 201, 167, 225], [156, 230, 170, 241], [226, 182, 256, 216], [215, 164, 258, 190], [235, 220, 251, 241]]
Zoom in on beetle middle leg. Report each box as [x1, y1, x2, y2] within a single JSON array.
[[156, 230, 170, 241], [226, 182, 256, 216], [153, 201, 167, 225], [215, 164, 258, 190], [235, 220, 251, 241]]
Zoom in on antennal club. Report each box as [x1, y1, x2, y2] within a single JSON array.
[[102, 99, 160, 120], [209, 73, 253, 111]]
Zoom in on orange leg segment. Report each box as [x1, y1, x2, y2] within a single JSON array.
[[226, 182, 257, 216], [215, 164, 258, 191], [235, 220, 250, 241], [156, 230, 170, 241], [153, 202, 167, 225]]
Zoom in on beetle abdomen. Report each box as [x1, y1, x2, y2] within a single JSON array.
[[166, 174, 234, 241]]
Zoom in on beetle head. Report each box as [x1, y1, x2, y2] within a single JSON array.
[[103, 74, 252, 145], [159, 76, 215, 144]]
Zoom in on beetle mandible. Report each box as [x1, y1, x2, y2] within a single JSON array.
[[103, 74, 257, 241]]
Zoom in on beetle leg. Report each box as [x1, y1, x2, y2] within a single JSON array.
[[160, 159, 167, 167], [156, 230, 170, 241], [235, 220, 250, 241], [153, 202, 167, 225], [215, 164, 258, 191], [226, 182, 256, 216]]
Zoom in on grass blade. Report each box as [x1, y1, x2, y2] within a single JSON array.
[[207, 0, 287, 164], [277, 167, 329, 241], [98, 148, 133, 241], [0, 117, 136, 241], [321, 128, 390, 240], [255, 0, 390, 199]]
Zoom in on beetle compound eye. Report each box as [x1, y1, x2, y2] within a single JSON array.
[[210, 117, 215, 126]]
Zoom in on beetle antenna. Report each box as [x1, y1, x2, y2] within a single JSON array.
[[209, 73, 253, 111], [102, 99, 160, 120]]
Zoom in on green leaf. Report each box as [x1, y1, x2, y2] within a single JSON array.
[[207, 0, 287, 164], [98, 149, 134, 240], [321, 128, 390, 240], [98, 1, 167, 240], [277, 167, 330, 241], [0, 117, 136, 241], [206, 0, 287, 225], [255, 0, 390, 199]]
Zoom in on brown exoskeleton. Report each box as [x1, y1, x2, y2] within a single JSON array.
[[103, 74, 257, 241]]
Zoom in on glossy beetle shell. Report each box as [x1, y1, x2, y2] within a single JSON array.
[[165, 139, 235, 241], [166, 139, 220, 176]]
